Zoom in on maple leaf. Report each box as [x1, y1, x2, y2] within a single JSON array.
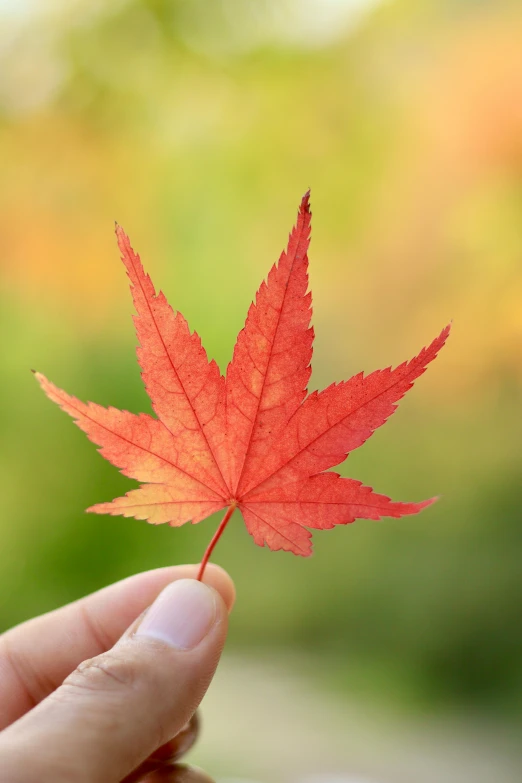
[[35, 192, 450, 579]]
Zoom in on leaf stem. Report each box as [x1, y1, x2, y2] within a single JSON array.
[[197, 504, 236, 582]]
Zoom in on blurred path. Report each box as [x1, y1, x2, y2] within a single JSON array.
[[193, 654, 522, 783]]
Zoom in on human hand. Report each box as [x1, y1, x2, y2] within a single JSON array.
[[0, 564, 235, 782]]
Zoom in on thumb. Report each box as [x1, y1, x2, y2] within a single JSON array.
[[0, 579, 228, 783]]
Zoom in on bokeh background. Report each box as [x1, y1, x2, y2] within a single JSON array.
[[1, 1, 521, 781]]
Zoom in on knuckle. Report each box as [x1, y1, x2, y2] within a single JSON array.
[[62, 650, 141, 696], [51, 644, 181, 750]]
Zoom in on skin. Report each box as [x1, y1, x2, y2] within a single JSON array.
[[0, 564, 235, 783]]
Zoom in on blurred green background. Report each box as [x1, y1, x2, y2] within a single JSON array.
[[1, 0, 521, 780]]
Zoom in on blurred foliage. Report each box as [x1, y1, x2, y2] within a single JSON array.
[[0, 0, 521, 716]]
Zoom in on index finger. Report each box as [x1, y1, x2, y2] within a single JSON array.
[[0, 563, 235, 729]]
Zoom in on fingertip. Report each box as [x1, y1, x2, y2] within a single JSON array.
[[197, 563, 235, 613], [106, 564, 235, 616]]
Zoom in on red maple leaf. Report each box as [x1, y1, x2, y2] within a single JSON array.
[[36, 193, 450, 579]]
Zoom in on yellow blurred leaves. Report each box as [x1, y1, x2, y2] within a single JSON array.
[[0, 0, 521, 396]]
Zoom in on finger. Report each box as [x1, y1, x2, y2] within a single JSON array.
[[0, 563, 234, 727], [0, 579, 228, 783], [122, 713, 199, 783], [139, 765, 215, 782]]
